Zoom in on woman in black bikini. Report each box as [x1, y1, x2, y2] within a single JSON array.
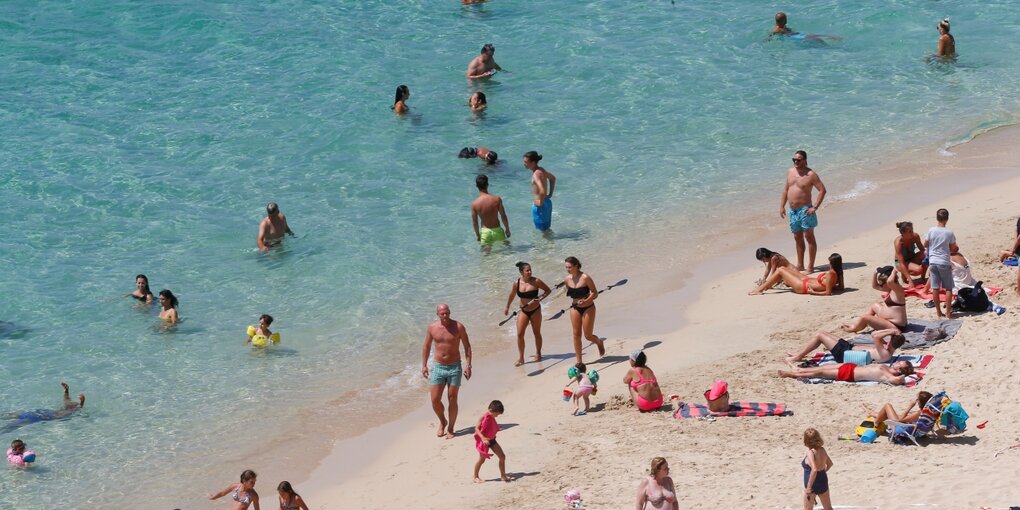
[[564, 256, 605, 364], [842, 266, 907, 333], [128, 274, 154, 303], [503, 261, 552, 366]]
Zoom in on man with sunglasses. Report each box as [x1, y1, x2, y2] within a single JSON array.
[[257, 202, 295, 251], [780, 150, 826, 273]]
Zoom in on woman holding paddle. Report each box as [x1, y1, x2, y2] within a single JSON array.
[[564, 256, 605, 363], [504, 261, 552, 366]]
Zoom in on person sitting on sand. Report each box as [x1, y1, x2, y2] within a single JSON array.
[[894, 222, 928, 284], [787, 328, 905, 365], [624, 350, 664, 412], [841, 266, 907, 333], [636, 457, 679, 510], [754, 247, 795, 288], [998, 217, 1020, 262], [1, 382, 85, 433], [748, 253, 843, 296], [277, 481, 310, 510], [778, 360, 915, 385], [861, 391, 933, 434]]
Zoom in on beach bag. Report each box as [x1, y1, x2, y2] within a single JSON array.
[[956, 282, 990, 312], [856, 417, 886, 437], [940, 401, 969, 433]]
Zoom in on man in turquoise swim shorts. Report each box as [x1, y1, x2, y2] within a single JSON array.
[[470, 175, 510, 250], [524, 151, 556, 231], [780, 150, 826, 272], [421, 304, 472, 439]]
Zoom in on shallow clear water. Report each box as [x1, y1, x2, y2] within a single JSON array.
[[2, 1, 1020, 507]]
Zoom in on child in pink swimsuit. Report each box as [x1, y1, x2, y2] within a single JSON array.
[[473, 400, 511, 483], [564, 362, 597, 416]]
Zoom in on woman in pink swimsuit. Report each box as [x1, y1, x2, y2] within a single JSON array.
[[635, 457, 679, 510], [748, 253, 844, 296], [624, 350, 663, 412]]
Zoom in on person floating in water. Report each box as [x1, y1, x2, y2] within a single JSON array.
[[459, 146, 498, 165], [470, 175, 510, 249], [1, 382, 85, 433], [466, 43, 502, 79], [936, 18, 956, 58], [258, 202, 295, 251]]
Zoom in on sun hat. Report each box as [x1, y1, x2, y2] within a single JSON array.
[[705, 379, 728, 401], [629, 349, 644, 361]]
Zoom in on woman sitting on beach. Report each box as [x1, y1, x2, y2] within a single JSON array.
[[564, 256, 605, 363], [624, 350, 663, 412], [504, 261, 552, 366], [754, 247, 794, 287], [128, 274, 154, 303], [894, 221, 927, 284], [392, 85, 410, 114], [158, 289, 179, 325], [635, 457, 678, 510], [208, 469, 259, 509], [997, 217, 1020, 262], [841, 266, 907, 333], [862, 391, 933, 434], [748, 253, 844, 296]]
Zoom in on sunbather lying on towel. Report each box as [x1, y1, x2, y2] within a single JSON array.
[[777, 360, 914, 385], [786, 328, 905, 364], [861, 391, 933, 433]]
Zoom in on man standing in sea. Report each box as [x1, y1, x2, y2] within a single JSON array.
[[779, 150, 826, 272], [470, 174, 510, 249], [466, 43, 502, 79], [257, 202, 295, 251], [524, 151, 556, 231], [421, 304, 472, 439]]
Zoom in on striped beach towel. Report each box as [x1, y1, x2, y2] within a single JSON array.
[[799, 371, 925, 388], [673, 401, 790, 419]]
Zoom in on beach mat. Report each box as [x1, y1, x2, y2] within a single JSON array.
[[851, 319, 962, 349], [808, 352, 934, 369], [799, 371, 924, 388], [896, 283, 1002, 301], [674, 401, 790, 419]]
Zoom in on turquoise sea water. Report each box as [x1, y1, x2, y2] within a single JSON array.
[[3, 1, 1020, 507]]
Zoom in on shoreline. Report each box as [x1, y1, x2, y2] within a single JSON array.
[[298, 124, 1020, 509]]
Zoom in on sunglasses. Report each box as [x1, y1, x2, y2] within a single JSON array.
[[792, 158, 804, 163]]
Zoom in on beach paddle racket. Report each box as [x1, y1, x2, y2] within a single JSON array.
[[548, 279, 628, 320], [497, 280, 571, 326]]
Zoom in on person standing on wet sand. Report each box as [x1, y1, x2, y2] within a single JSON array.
[[466, 43, 502, 79], [525, 151, 556, 231], [471, 175, 510, 248], [780, 150, 826, 272], [257, 202, 295, 251], [422, 304, 473, 439]]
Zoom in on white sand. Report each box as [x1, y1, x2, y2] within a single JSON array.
[[298, 126, 1020, 509]]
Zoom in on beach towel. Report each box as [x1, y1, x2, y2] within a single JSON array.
[[673, 401, 790, 419], [851, 319, 962, 349], [895, 283, 1002, 301], [808, 352, 934, 369], [474, 413, 499, 459], [799, 371, 924, 388]]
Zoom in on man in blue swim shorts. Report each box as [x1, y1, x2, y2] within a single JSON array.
[[1, 382, 85, 433], [421, 304, 472, 439], [524, 151, 556, 231], [780, 150, 827, 272]]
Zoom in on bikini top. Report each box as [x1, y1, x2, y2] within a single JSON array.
[[232, 487, 252, 507], [281, 495, 300, 510], [516, 279, 539, 299], [884, 294, 905, 307], [629, 368, 657, 389], [566, 284, 590, 299]]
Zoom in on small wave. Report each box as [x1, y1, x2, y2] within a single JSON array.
[[940, 119, 1019, 156], [830, 180, 877, 203]]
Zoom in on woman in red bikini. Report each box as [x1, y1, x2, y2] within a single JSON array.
[[624, 350, 663, 412], [749, 253, 844, 296]]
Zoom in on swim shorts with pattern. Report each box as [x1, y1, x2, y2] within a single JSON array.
[[788, 205, 818, 233]]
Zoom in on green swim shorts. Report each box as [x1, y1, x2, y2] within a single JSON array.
[[429, 361, 463, 386], [479, 226, 506, 245]]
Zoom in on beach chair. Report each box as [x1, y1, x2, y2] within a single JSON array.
[[886, 391, 949, 446]]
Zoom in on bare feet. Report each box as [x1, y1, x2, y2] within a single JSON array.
[[445, 427, 455, 440], [513, 359, 524, 367], [840, 323, 854, 333], [436, 420, 448, 438], [61, 382, 69, 392], [473, 477, 483, 484], [777, 369, 795, 378], [595, 338, 606, 357], [748, 290, 763, 296], [532, 354, 542, 362], [784, 353, 802, 364], [501, 474, 512, 482]]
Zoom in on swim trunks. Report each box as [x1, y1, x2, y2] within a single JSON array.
[[836, 363, 857, 382], [479, 226, 506, 245], [532, 198, 552, 231], [929, 263, 954, 291], [829, 338, 853, 363], [16, 409, 57, 422], [788, 205, 818, 233], [428, 361, 463, 387]]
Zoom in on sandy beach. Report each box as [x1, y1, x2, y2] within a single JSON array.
[[299, 126, 1020, 509]]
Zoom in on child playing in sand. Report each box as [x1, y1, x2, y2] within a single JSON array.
[[473, 400, 510, 483], [564, 362, 597, 416], [801, 428, 834, 510]]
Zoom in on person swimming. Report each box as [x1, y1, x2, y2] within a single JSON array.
[[129, 274, 154, 303], [469, 91, 487, 112], [158, 289, 179, 325], [459, 146, 498, 164], [393, 84, 410, 114], [1, 382, 85, 433]]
